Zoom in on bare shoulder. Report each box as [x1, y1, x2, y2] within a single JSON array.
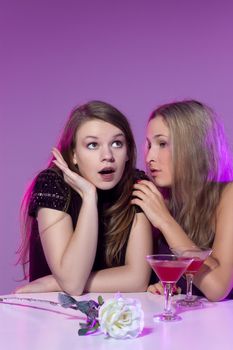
[[215, 182, 233, 231], [218, 182, 233, 209], [212, 182, 233, 281], [222, 181, 233, 193]]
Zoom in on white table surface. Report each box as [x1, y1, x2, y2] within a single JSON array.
[[0, 291, 232, 350]]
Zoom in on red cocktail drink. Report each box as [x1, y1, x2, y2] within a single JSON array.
[[150, 260, 190, 283], [146, 254, 193, 321], [171, 248, 212, 307], [185, 258, 204, 274]]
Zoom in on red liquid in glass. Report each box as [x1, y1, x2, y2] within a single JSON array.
[[185, 258, 204, 274], [150, 261, 189, 283]]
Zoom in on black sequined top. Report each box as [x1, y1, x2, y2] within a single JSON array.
[[28, 167, 145, 282]]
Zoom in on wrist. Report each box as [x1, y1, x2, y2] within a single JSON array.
[[157, 215, 175, 233], [82, 187, 97, 204]]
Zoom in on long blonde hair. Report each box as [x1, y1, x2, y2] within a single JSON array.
[[149, 100, 233, 247], [18, 101, 137, 278]]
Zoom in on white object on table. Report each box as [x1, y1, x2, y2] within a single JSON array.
[[0, 292, 232, 350]]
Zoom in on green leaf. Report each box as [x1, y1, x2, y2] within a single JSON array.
[[93, 321, 100, 330], [79, 322, 88, 329], [98, 295, 104, 306], [58, 293, 79, 309], [58, 293, 103, 336], [78, 328, 89, 336]]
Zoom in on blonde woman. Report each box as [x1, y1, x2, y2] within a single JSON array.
[[132, 100, 233, 301]]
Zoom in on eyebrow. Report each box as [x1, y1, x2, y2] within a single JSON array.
[[84, 133, 125, 140], [147, 134, 169, 142]]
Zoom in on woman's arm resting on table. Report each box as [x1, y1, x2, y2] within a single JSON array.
[[16, 213, 153, 294], [37, 195, 98, 295], [33, 174, 98, 295], [14, 275, 61, 294], [37, 148, 98, 295], [133, 181, 233, 301], [84, 212, 153, 292], [193, 183, 233, 301]]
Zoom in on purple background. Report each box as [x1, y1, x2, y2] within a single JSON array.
[[1, 0, 233, 294]]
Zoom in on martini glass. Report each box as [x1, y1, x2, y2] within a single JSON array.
[[146, 254, 193, 321], [171, 247, 212, 307]]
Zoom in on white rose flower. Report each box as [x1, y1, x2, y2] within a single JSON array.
[[98, 294, 144, 339]]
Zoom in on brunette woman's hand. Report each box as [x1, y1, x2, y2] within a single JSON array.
[[147, 281, 181, 295], [52, 147, 96, 199], [131, 180, 172, 231], [147, 281, 164, 295], [14, 275, 61, 293]]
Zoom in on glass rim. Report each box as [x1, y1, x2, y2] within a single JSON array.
[[146, 254, 177, 258], [146, 254, 194, 262], [146, 254, 178, 260], [170, 246, 212, 252]]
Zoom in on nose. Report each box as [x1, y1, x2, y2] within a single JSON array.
[[101, 145, 114, 162], [145, 147, 156, 165]]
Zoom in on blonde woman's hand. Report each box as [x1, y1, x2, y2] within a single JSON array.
[[131, 180, 172, 231], [52, 147, 96, 199]]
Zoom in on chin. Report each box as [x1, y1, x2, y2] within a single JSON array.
[[96, 182, 118, 190], [154, 180, 170, 187]]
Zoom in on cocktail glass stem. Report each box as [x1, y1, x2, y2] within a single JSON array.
[[163, 283, 173, 317], [176, 271, 202, 307], [186, 273, 194, 301]]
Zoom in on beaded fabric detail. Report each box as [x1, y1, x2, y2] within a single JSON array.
[[29, 168, 71, 217]]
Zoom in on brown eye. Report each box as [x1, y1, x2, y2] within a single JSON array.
[[159, 141, 167, 148]]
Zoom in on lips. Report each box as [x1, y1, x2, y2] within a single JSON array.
[[98, 167, 116, 182], [99, 167, 115, 175], [149, 168, 161, 176]]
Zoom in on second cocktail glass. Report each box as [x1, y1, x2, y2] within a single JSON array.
[[146, 254, 193, 321], [171, 247, 212, 307]]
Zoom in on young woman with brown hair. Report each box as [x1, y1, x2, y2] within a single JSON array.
[[17, 100, 152, 295]]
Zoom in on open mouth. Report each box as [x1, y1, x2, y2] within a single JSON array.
[[99, 168, 115, 175]]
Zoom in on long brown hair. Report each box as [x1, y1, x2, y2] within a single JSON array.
[[18, 101, 137, 277], [149, 100, 233, 247]]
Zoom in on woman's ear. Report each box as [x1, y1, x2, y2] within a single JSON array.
[[72, 151, 78, 166]]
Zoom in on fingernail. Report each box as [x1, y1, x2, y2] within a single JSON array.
[[155, 291, 161, 295]]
